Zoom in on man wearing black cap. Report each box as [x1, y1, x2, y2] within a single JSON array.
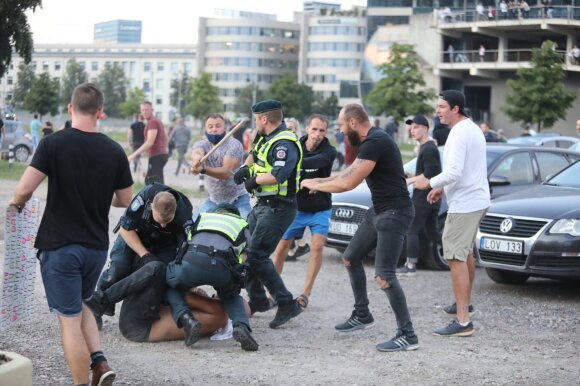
[[399, 115, 442, 275], [302, 104, 418, 353], [232, 99, 304, 329], [413, 90, 490, 337]]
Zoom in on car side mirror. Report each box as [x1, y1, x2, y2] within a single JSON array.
[[489, 176, 511, 186]]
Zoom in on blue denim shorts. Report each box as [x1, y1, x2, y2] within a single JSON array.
[[282, 209, 332, 240], [39, 245, 107, 317]]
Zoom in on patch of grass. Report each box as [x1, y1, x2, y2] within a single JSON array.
[[399, 143, 415, 152], [0, 162, 27, 180]]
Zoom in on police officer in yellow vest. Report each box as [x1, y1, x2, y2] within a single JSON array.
[[233, 99, 304, 329], [165, 203, 258, 351]]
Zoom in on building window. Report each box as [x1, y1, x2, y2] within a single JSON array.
[[7, 76, 13, 85], [144, 62, 151, 72], [157, 62, 164, 71], [54, 61, 62, 71], [170, 62, 178, 72], [79, 61, 85, 71], [91, 61, 99, 71], [143, 80, 150, 91], [155, 79, 164, 89], [155, 96, 162, 105], [42, 61, 49, 71], [184, 63, 192, 73]]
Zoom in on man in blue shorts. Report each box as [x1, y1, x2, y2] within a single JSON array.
[[9, 83, 133, 386], [272, 114, 336, 309]]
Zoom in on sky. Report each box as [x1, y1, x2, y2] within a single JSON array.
[[27, 0, 366, 45]]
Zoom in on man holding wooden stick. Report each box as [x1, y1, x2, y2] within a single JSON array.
[[190, 114, 251, 220]]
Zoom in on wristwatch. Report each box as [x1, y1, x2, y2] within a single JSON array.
[[200, 166, 207, 174]]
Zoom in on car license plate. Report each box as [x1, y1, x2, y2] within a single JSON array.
[[480, 237, 523, 255], [329, 221, 358, 236]]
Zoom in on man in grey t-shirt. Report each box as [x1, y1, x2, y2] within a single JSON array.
[[190, 113, 251, 220]]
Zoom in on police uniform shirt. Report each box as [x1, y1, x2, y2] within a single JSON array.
[[255, 123, 300, 186], [121, 183, 192, 247]]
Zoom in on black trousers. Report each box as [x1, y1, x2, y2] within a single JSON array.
[[146, 153, 169, 185], [245, 202, 296, 307]]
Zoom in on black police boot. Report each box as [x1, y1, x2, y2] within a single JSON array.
[[85, 291, 109, 330], [233, 323, 259, 352], [179, 313, 201, 347], [269, 300, 303, 329]]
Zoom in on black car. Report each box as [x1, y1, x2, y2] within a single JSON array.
[[476, 160, 580, 284], [325, 144, 580, 270]]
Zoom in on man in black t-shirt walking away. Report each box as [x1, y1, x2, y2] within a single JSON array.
[[301, 104, 418, 353], [9, 83, 133, 386], [399, 115, 442, 274]]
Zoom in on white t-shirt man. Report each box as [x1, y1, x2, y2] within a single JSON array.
[[429, 118, 490, 213]]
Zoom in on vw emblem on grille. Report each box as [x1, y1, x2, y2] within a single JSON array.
[[499, 218, 514, 233], [335, 208, 354, 219]]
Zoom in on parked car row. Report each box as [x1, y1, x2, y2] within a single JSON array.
[[325, 143, 580, 276]]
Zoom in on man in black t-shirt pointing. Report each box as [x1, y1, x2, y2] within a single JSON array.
[[301, 104, 418, 353]]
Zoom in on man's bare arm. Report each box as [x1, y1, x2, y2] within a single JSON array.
[[112, 186, 132, 208], [301, 159, 374, 193], [9, 167, 47, 209]]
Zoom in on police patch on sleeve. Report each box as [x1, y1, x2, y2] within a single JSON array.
[[275, 146, 288, 160], [130, 196, 144, 212]]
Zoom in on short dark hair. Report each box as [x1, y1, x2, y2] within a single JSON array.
[[205, 113, 226, 123], [262, 110, 283, 124], [308, 114, 329, 128], [341, 104, 370, 124], [71, 83, 104, 115], [141, 101, 153, 107]]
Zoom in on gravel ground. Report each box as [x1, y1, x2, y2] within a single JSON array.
[[1, 161, 580, 385]]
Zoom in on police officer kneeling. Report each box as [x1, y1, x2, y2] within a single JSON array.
[[166, 203, 258, 351]]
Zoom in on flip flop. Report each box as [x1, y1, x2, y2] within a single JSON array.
[[296, 294, 309, 309]]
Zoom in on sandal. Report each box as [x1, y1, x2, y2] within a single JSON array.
[[296, 294, 309, 309]]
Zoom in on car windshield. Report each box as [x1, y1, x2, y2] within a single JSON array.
[[569, 142, 580, 152], [545, 161, 580, 188]]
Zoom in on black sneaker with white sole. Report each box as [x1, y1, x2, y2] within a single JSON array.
[[443, 302, 475, 316], [334, 312, 375, 332], [376, 333, 419, 352], [433, 320, 474, 337]]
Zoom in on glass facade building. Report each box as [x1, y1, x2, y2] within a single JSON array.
[[94, 20, 142, 44]]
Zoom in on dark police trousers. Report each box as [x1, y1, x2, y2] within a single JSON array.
[[166, 251, 249, 328], [96, 236, 176, 314], [245, 201, 296, 307], [106, 260, 167, 343]]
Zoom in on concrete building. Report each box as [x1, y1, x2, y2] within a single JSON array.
[[94, 20, 142, 44], [197, 16, 300, 115], [297, 6, 367, 107], [0, 43, 196, 122], [431, 5, 580, 136], [303, 1, 341, 13]]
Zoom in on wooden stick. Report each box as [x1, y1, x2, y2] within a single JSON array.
[[196, 119, 248, 166]]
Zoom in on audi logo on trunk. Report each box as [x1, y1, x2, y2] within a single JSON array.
[[335, 208, 354, 219]]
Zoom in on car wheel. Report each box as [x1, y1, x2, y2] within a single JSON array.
[[422, 213, 449, 271], [485, 268, 530, 284], [14, 145, 31, 162]]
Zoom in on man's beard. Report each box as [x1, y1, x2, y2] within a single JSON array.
[[347, 129, 360, 146]]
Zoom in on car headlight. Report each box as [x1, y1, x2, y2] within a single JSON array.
[[549, 219, 580, 236]]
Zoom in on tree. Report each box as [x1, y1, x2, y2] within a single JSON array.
[[364, 43, 436, 122], [503, 41, 577, 132], [24, 72, 60, 118], [267, 72, 315, 120], [0, 0, 42, 78], [233, 83, 266, 117], [170, 71, 191, 117], [97, 62, 128, 118], [314, 94, 340, 119], [183, 72, 222, 120], [12, 63, 36, 108], [119, 87, 147, 118], [61, 59, 89, 108]]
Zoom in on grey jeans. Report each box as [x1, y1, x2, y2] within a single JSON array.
[[343, 205, 416, 336]]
